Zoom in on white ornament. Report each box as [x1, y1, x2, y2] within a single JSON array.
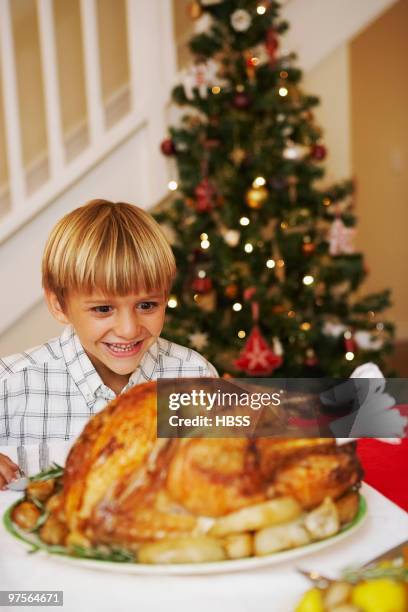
[[182, 60, 222, 100], [328, 218, 355, 256], [189, 331, 209, 351], [194, 13, 213, 34], [282, 141, 305, 160], [230, 9, 251, 32], [354, 330, 384, 351], [272, 336, 283, 356], [322, 321, 346, 338], [350, 362, 385, 380], [224, 229, 240, 247]]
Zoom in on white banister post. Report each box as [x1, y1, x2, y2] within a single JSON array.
[[79, 0, 104, 143], [36, 0, 65, 176], [0, 0, 25, 209], [159, 0, 178, 95], [125, 0, 177, 206], [125, 0, 150, 114]]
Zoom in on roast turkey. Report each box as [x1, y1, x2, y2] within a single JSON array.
[[60, 382, 362, 550]]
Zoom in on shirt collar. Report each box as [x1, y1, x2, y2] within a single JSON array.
[[60, 326, 160, 402], [60, 325, 104, 406], [128, 339, 159, 386]]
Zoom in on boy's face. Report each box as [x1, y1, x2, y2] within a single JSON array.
[[46, 290, 167, 393]]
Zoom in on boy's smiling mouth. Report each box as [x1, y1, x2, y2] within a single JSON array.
[[103, 340, 144, 357]]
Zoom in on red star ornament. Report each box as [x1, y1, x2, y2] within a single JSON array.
[[234, 326, 283, 376]]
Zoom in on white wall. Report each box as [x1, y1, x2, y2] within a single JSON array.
[[303, 45, 351, 182], [0, 124, 157, 356]]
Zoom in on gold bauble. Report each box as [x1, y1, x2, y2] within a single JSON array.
[[229, 147, 246, 166], [195, 289, 216, 312], [302, 242, 316, 255], [187, 1, 202, 20], [225, 283, 238, 299], [245, 186, 268, 209]]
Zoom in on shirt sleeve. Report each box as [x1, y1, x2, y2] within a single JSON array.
[[0, 377, 10, 440], [201, 360, 219, 378]]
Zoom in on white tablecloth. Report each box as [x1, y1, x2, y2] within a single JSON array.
[[1, 481, 407, 612]]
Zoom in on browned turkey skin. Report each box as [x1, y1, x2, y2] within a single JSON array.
[[62, 382, 362, 549]]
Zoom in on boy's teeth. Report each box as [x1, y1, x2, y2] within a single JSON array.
[[108, 341, 140, 352]]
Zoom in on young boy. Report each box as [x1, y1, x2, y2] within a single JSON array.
[[0, 199, 217, 487]]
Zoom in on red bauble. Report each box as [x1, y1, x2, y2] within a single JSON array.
[[265, 28, 279, 64], [233, 92, 251, 110], [192, 276, 212, 294], [344, 337, 357, 353], [311, 144, 327, 161], [305, 349, 318, 367], [203, 139, 220, 150], [194, 177, 217, 212], [302, 242, 316, 255], [234, 326, 283, 376], [160, 138, 175, 156]]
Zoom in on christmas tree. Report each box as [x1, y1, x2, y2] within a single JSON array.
[[154, 0, 393, 377]]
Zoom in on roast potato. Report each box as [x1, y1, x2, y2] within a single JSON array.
[[254, 519, 310, 556], [138, 536, 226, 564], [39, 515, 68, 546], [45, 492, 65, 522], [11, 501, 41, 531], [304, 497, 339, 540], [26, 479, 55, 502], [223, 533, 253, 560], [209, 497, 302, 537]]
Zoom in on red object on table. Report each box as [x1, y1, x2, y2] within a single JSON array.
[[357, 404, 408, 512]]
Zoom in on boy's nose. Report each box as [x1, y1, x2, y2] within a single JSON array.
[[113, 313, 142, 339]]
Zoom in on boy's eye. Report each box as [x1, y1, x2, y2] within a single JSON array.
[[92, 305, 113, 314], [138, 301, 158, 311]]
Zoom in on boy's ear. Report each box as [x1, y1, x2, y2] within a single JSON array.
[[44, 290, 70, 325]]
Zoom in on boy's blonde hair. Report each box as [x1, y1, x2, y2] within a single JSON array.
[[42, 199, 176, 305]]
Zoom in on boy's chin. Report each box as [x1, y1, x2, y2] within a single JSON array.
[[105, 356, 143, 375]]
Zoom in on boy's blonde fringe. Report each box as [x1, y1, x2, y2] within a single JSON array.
[[42, 200, 176, 305]]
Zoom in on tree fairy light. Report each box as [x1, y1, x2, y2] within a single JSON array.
[[253, 176, 266, 187], [240, 216, 250, 226], [233, 302, 242, 312], [168, 296, 178, 308], [266, 259, 275, 268], [345, 351, 355, 361], [279, 87, 288, 97], [244, 243, 253, 253], [201, 239, 210, 249], [303, 275, 314, 285]]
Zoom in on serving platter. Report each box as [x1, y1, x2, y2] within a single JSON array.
[[4, 494, 367, 576]]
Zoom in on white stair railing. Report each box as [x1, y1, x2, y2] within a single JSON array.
[[0, 0, 25, 210], [0, 0, 176, 244], [36, 0, 65, 177]]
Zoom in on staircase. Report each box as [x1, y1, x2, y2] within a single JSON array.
[[0, 0, 398, 339], [0, 0, 176, 336]]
